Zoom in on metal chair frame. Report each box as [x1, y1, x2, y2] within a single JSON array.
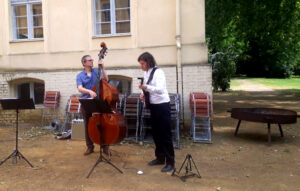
[[140, 93, 181, 149], [42, 91, 60, 126], [190, 92, 212, 143], [61, 95, 82, 132], [123, 95, 141, 142], [170, 93, 181, 148]]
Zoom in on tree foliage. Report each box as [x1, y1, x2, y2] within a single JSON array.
[[206, 0, 300, 78]]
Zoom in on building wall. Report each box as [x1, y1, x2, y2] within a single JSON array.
[[0, 0, 210, 128]]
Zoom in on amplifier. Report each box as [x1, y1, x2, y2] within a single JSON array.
[[71, 119, 84, 140]]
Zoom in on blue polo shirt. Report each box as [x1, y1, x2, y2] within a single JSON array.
[[76, 69, 102, 98]]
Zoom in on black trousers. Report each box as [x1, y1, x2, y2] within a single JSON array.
[[81, 108, 94, 149], [149, 102, 175, 165]]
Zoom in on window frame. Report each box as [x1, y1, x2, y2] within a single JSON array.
[[108, 75, 132, 94], [15, 82, 45, 105], [93, 0, 131, 37], [11, 0, 43, 41], [9, 78, 45, 105]]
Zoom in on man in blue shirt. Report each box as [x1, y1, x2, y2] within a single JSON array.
[[76, 55, 108, 155]]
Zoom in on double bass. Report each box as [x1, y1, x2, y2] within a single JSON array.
[[88, 42, 126, 146]]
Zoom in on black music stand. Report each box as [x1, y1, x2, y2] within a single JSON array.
[[79, 98, 123, 178], [0, 98, 35, 167]]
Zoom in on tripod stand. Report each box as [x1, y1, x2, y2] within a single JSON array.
[[172, 154, 201, 182], [0, 98, 35, 167], [86, 123, 123, 178], [79, 98, 123, 178]]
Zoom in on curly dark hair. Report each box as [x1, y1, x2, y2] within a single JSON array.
[[137, 52, 157, 68]]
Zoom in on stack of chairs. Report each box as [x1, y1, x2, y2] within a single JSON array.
[[60, 94, 82, 132], [140, 93, 181, 149], [123, 94, 141, 142], [190, 92, 213, 143], [42, 91, 60, 126], [139, 100, 152, 143], [169, 93, 181, 148]]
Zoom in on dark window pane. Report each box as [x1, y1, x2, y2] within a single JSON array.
[[116, 21, 130, 33], [127, 80, 131, 93], [115, 9, 130, 21], [17, 28, 28, 39], [96, 10, 110, 22], [101, 23, 111, 34], [34, 82, 44, 104], [115, 0, 130, 8], [16, 17, 27, 28], [14, 5, 26, 16], [33, 28, 43, 38], [96, 23, 111, 35], [18, 83, 30, 100], [95, 0, 110, 10], [33, 16, 43, 26], [32, 4, 42, 15]]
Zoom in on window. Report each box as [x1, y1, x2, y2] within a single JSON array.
[[16, 82, 44, 104], [94, 0, 130, 36], [11, 0, 43, 40], [108, 75, 131, 95]]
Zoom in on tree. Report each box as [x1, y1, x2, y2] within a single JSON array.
[[206, 0, 300, 78]]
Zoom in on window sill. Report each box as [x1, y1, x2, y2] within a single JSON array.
[[9, 39, 44, 43], [92, 33, 131, 38]]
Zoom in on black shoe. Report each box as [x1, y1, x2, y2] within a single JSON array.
[[161, 164, 174, 172], [148, 159, 164, 166], [84, 147, 94, 156]]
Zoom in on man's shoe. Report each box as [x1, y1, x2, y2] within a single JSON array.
[[161, 164, 174, 172], [148, 159, 164, 166], [83, 147, 94, 156]]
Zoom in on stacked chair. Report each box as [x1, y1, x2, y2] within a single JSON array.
[[42, 91, 60, 126], [123, 94, 141, 142], [190, 92, 213, 143], [169, 93, 181, 148], [139, 93, 181, 148], [139, 101, 152, 143], [60, 94, 82, 132]]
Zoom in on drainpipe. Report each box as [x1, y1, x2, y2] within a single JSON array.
[[176, 0, 184, 125]]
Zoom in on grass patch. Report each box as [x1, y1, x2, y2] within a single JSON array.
[[230, 79, 241, 89], [246, 77, 300, 89], [229, 77, 300, 97]]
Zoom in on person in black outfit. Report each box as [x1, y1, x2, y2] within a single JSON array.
[[138, 52, 175, 172]]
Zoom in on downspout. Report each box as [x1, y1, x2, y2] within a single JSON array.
[[176, 0, 184, 125]]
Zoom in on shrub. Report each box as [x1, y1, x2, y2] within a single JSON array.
[[209, 48, 236, 91]]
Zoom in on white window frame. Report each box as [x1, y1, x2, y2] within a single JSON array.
[[11, 0, 43, 40], [93, 0, 131, 37]]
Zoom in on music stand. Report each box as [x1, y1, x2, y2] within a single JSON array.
[[0, 98, 35, 167], [79, 98, 123, 178]]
